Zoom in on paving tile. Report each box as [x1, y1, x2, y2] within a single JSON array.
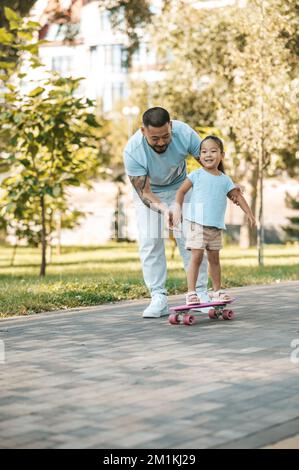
[[1, 281, 299, 449]]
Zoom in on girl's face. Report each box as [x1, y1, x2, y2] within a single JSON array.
[[199, 139, 224, 170]]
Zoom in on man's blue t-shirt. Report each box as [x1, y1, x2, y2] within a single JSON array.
[[185, 168, 235, 229], [123, 120, 201, 193]]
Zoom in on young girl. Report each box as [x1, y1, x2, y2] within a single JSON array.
[[172, 135, 256, 305]]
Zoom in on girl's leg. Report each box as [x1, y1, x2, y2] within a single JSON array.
[[187, 249, 204, 292], [207, 250, 221, 292], [171, 189, 209, 293]]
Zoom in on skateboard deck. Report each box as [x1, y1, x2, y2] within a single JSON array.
[[169, 298, 235, 325]]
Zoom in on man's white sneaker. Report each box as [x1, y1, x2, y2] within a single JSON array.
[[143, 293, 169, 318]]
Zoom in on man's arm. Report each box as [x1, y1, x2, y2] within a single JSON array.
[[227, 186, 244, 206], [228, 189, 256, 227], [129, 175, 169, 215]]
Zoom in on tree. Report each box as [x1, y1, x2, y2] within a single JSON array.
[[0, 1, 36, 27], [0, 3, 41, 76], [0, 9, 102, 276], [1, 74, 102, 276], [103, 0, 152, 65], [147, 0, 299, 254], [3, 194, 85, 265]]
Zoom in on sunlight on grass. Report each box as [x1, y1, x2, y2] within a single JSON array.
[[0, 242, 298, 317]]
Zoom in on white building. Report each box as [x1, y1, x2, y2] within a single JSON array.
[[34, 0, 163, 112]]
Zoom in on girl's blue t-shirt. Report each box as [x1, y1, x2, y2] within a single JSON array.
[[185, 168, 235, 229]]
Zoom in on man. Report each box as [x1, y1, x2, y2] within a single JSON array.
[[123, 107, 234, 318]]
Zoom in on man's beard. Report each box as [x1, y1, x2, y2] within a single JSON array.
[[148, 142, 169, 154]]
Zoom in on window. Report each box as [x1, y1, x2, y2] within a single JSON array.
[[111, 82, 125, 104], [90, 45, 98, 62], [103, 45, 126, 72], [104, 45, 113, 67], [100, 11, 110, 31], [52, 56, 72, 75]]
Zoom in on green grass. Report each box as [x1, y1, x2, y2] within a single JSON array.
[[0, 242, 298, 317]]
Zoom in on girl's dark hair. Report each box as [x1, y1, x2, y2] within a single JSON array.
[[199, 135, 225, 173]]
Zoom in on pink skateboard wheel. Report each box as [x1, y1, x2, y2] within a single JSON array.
[[169, 313, 180, 325], [222, 309, 235, 320], [208, 309, 218, 319], [183, 314, 196, 325]]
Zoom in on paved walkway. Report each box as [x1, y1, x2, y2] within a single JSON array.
[[0, 281, 299, 449]]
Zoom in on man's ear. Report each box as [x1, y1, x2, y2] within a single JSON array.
[[141, 126, 145, 136]]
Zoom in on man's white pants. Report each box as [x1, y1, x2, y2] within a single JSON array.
[[133, 189, 208, 296]]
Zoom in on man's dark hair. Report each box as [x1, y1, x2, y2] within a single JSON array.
[[142, 107, 170, 128]]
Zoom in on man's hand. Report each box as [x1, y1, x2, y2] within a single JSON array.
[[172, 206, 182, 228], [168, 210, 174, 229], [229, 188, 256, 229], [228, 185, 244, 206], [162, 208, 173, 230], [247, 214, 257, 228]]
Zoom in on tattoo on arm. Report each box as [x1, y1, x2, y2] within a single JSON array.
[[129, 175, 152, 209]]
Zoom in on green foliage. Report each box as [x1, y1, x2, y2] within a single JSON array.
[[0, 9, 103, 275], [2, 195, 85, 248], [0, 74, 102, 272], [0, 1, 36, 28], [102, 0, 152, 65], [149, 0, 298, 178], [0, 5, 43, 80]]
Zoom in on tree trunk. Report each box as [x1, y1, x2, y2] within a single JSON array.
[[249, 167, 258, 247], [239, 165, 259, 248], [239, 213, 250, 248], [10, 242, 18, 267], [56, 211, 61, 256], [40, 195, 47, 276], [257, 105, 265, 266], [114, 183, 126, 242], [47, 243, 52, 265]]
